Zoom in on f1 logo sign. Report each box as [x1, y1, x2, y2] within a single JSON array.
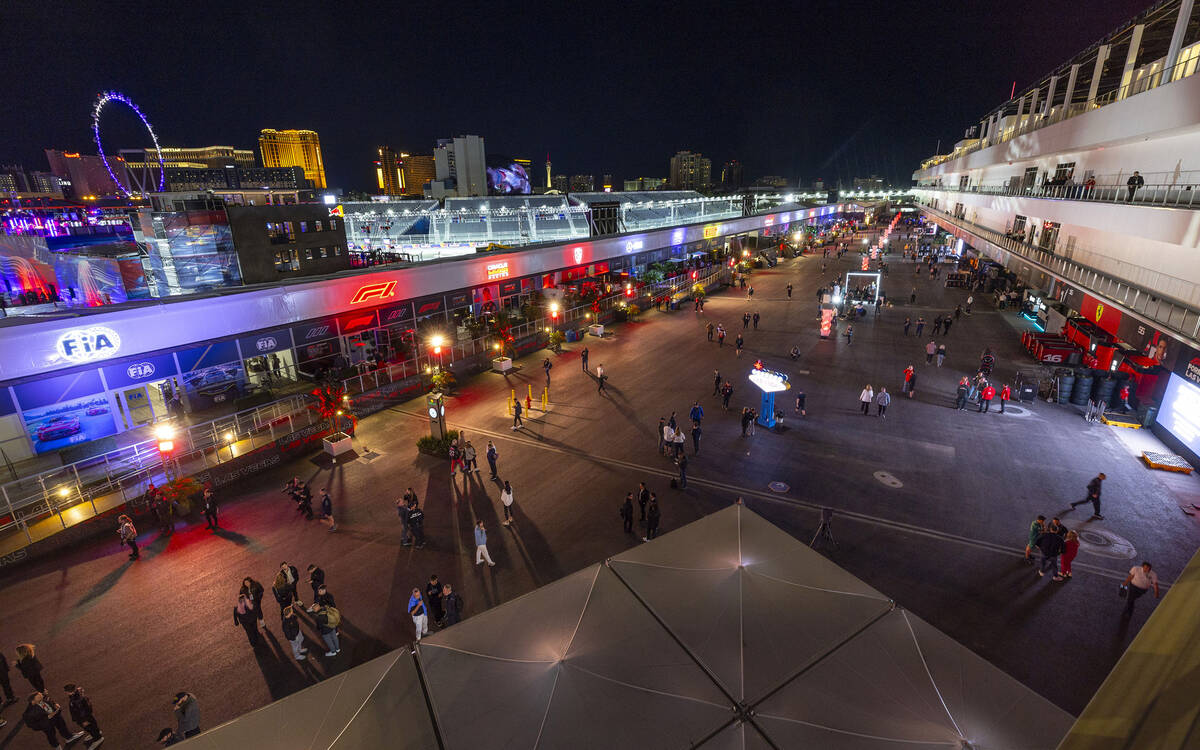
[[350, 281, 397, 304]]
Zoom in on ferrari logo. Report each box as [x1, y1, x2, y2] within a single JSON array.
[[1095, 303, 1104, 322]]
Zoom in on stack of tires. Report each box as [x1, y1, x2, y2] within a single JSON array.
[[1092, 374, 1118, 408], [1057, 369, 1076, 404], [1069, 369, 1094, 406]]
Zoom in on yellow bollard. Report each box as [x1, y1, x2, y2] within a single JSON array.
[[507, 389, 515, 415], [527, 384, 533, 403], [541, 387, 549, 411]]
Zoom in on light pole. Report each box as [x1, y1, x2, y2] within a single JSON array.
[[155, 424, 176, 481]]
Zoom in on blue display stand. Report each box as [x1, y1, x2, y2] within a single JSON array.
[[748, 360, 789, 429], [758, 391, 777, 428]]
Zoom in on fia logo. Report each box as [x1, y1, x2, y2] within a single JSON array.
[[56, 326, 121, 363], [305, 326, 331, 340], [256, 336, 277, 352], [573, 246, 583, 264], [126, 362, 156, 380]]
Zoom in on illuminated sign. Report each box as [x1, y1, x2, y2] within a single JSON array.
[[764, 216, 775, 226], [329, 205, 344, 217], [255, 336, 277, 352], [702, 225, 720, 239], [573, 246, 584, 264], [624, 239, 644, 253], [748, 361, 790, 393], [861, 255, 869, 270], [350, 281, 397, 304], [486, 261, 510, 281], [304, 325, 332, 340], [820, 308, 834, 338], [56, 326, 121, 363], [126, 362, 156, 380]]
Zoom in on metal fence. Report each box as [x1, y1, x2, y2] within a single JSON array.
[[915, 174, 1200, 209], [0, 265, 730, 543]]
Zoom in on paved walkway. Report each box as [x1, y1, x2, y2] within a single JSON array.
[[0, 230, 1197, 747]]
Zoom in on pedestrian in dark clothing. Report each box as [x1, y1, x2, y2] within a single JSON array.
[[638, 483, 649, 522], [64, 683, 102, 744], [485, 441, 499, 479], [15, 644, 45, 693], [318, 489, 336, 531], [307, 565, 325, 602], [117, 514, 138, 560], [678, 454, 689, 488], [512, 398, 523, 429], [312, 604, 341, 656], [543, 358, 552, 386], [706, 323, 714, 342], [1034, 531, 1065, 578], [795, 389, 806, 416], [580, 347, 589, 371], [942, 318, 953, 336], [23, 693, 80, 747], [644, 497, 661, 541], [932, 315, 943, 335], [202, 488, 219, 529], [735, 334, 744, 356], [740, 407, 754, 436], [312, 584, 336, 609], [690, 422, 701, 454], [281, 605, 307, 660], [240, 577, 265, 627], [786, 283, 793, 298], [173, 692, 200, 738], [752, 312, 760, 329], [742, 312, 751, 329], [272, 562, 302, 610], [597, 367, 608, 393], [712, 370, 721, 395], [426, 575, 444, 625], [1126, 171, 1144, 201], [903, 317, 911, 336], [442, 584, 464, 625], [721, 381, 733, 410], [0, 652, 13, 706], [157, 728, 181, 745], [955, 377, 969, 410], [409, 503, 426, 548], [1069, 473, 1106, 519], [954, 305, 962, 320], [621, 494, 634, 533], [910, 288, 917, 304], [234, 594, 261, 646], [915, 317, 925, 337]]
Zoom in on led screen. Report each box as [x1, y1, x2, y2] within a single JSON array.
[[1159, 373, 1200, 457], [486, 163, 532, 195], [22, 394, 117, 454]]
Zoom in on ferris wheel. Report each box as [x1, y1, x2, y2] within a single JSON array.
[[92, 90, 165, 198]]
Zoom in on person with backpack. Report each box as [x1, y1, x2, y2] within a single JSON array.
[[448, 439, 464, 475], [233, 593, 261, 647], [64, 682, 102, 746], [117, 514, 138, 561], [441, 583, 464, 626], [281, 605, 307, 661], [312, 603, 341, 656], [408, 588, 429, 642]]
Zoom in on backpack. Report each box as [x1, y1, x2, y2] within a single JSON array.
[[323, 606, 342, 627]]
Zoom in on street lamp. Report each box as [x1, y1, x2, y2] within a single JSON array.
[[430, 334, 446, 371], [155, 424, 176, 480]]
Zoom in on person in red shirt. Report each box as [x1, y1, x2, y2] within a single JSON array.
[[902, 365, 915, 398], [1118, 383, 1132, 412], [978, 382, 996, 413], [999, 383, 1011, 413], [1055, 530, 1079, 581]]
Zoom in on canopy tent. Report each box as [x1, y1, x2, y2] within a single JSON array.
[[179, 505, 1073, 748]]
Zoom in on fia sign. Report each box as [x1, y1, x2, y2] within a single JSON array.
[[56, 326, 121, 363], [126, 362, 156, 380]]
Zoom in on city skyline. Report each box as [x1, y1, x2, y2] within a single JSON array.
[[2, 0, 1146, 191]]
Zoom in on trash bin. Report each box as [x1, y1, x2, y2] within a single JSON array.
[[1143, 405, 1159, 428]]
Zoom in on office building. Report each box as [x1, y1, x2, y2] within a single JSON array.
[[258, 129, 327, 188], [226, 204, 350, 284], [853, 176, 885, 190], [624, 177, 666, 192], [601, 174, 614, 191], [569, 174, 594, 192], [398, 153, 436, 196], [0, 165, 29, 194], [551, 174, 569, 192], [44, 150, 125, 198], [429, 135, 487, 198], [376, 147, 404, 196], [721, 160, 743, 190], [669, 151, 711, 191], [120, 146, 256, 169]]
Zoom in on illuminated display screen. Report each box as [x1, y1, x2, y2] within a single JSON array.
[[1159, 373, 1200, 456], [748, 362, 790, 393]]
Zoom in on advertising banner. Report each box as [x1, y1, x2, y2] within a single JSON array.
[[237, 328, 294, 357], [21, 393, 117, 454], [1079, 294, 1123, 337], [101, 352, 179, 389]]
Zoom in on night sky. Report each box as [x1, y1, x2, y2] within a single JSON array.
[[2, 0, 1149, 190]]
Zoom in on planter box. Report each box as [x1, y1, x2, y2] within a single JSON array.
[[323, 432, 354, 457], [492, 356, 514, 372], [588, 324, 605, 337]]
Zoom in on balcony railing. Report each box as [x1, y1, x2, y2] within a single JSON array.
[[915, 174, 1200, 209], [918, 204, 1200, 340]]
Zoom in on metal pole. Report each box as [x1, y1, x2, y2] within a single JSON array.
[[4, 487, 30, 544]]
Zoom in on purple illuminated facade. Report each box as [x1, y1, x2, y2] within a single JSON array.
[[92, 91, 165, 197]]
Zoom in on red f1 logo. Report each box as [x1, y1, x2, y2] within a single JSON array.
[[350, 281, 397, 304]]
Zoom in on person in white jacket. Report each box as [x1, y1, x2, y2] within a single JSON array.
[[500, 481, 515, 525], [859, 385, 874, 415]]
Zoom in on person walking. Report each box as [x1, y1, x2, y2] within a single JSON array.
[[318, 489, 336, 531], [442, 584, 464, 626], [408, 501, 426, 549], [1126, 171, 1144, 201], [644, 496, 661, 541], [1055, 530, 1079, 582], [795, 388, 806, 416], [876, 387, 891, 418], [1069, 473, 1106, 519], [474, 521, 496, 566], [463, 441, 478, 473], [0, 650, 16, 707], [932, 315, 943, 335], [735, 333, 744, 357], [689, 400, 704, 425], [542, 357, 552, 387], [955, 376, 970, 410], [706, 322, 715, 342], [64, 683, 102, 746], [786, 283, 793, 298], [936, 343, 946, 367], [978, 382, 996, 412], [966, 295, 974, 315], [1033, 528, 1065, 578], [117, 514, 138, 561], [172, 692, 201, 738], [1024, 515, 1046, 563], [690, 420, 702, 454], [910, 287, 917, 304], [999, 383, 1011, 413], [280, 604, 307, 661], [859, 384, 874, 415], [844, 324, 853, 345], [752, 311, 760, 329], [485, 441, 499, 479], [717, 324, 726, 346], [677, 454, 689, 489], [925, 340, 936, 364], [720, 381, 734, 411], [500, 480, 515, 525], [512, 397, 524, 430], [202, 488, 219, 530], [621, 493, 634, 533], [312, 604, 341, 656], [408, 588, 429, 642], [903, 317, 911, 336], [426, 575, 444, 626], [448, 439, 463, 475], [580, 346, 589, 371], [637, 482, 649, 523], [942, 316, 953, 336], [233, 593, 261, 647], [23, 692, 82, 748], [1122, 562, 1159, 615], [740, 407, 754, 437], [712, 370, 721, 395], [15, 644, 46, 694], [915, 317, 925, 337], [597, 365, 608, 393]]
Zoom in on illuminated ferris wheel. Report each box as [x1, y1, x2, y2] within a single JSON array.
[[92, 90, 165, 198]]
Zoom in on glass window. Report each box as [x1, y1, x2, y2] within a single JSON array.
[[330, 219, 338, 230], [305, 248, 313, 260], [319, 247, 328, 258], [334, 245, 342, 255], [283, 221, 296, 241], [300, 221, 308, 233], [315, 220, 324, 231]]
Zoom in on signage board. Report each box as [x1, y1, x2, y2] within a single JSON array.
[[486, 261, 510, 281], [101, 351, 179, 388], [237, 328, 294, 357], [55, 326, 121, 364]]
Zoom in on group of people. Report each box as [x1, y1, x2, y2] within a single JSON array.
[[619, 482, 662, 541], [282, 478, 336, 530], [0, 644, 105, 749], [236, 561, 343, 658]]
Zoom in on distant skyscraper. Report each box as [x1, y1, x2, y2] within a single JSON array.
[[258, 129, 327, 188], [669, 151, 711, 191], [121, 145, 256, 169], [545, 154, 552, 189], [721, 160, 743, 190], [569, 174, 594, 192], [400, 153, 436, 195], [624, 177, 666, 191], [45, 149, 124, 197], [431, 135, 486, 197], [551, 174, 568, 192], [376, 146, 403, 195], [601, 173, 614, 191]]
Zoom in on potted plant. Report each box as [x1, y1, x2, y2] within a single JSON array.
[[309, 382, 356, 458], [158, 476, 203, 517], [430, 369, 457, 393]]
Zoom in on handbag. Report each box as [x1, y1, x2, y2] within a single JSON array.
[[1118, 585, 1128, 598]]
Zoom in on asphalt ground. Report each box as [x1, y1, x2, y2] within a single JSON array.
[[1, 228, 1196, 747]]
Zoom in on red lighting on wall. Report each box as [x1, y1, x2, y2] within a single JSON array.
[[350, 281, 397, 304]]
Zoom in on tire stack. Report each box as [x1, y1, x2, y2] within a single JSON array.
[[1092, 375, 1118, 408], [1057, 369, 1076, 404], [1069, 369, 1094, 405]]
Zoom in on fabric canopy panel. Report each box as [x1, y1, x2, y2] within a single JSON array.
[[177, 650, 438, 750], [418, 564, 735, 748]]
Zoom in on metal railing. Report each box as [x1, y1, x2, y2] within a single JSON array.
[[914, 178, 1200, 209], [919, 204, 1200, 340], [0, 264, 730, 543], [919, 54, 1200, 171]]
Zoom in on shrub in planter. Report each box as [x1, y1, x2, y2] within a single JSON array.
[[160, 476, 203, 516], [416, 429, 461, 457], [626, 304, 642, 319]]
